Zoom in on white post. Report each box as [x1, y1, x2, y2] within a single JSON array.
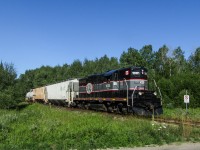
[[184, 90, 189, 114], [186, 90, 188, 114]]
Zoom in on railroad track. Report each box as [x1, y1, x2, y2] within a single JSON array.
[[46, 103, 200, 128], [153, 117, 200, 128]]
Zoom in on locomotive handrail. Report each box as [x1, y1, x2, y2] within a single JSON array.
[[123, 78, 129, 106], [153, 79, 163, 105], [131, 86, 137, 107]]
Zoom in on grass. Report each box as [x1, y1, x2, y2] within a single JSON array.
[[160, 108, 200, 122], [0, 104, 200, 149]]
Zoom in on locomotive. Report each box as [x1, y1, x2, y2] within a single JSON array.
[[26, 66, 163, 116]]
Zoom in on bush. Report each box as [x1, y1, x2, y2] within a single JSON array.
[[0, 88, 16, 109]]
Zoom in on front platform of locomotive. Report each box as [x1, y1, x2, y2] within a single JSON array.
[[126, 67, 163, 116]]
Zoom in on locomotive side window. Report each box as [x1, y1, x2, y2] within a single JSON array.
[[132, 71, 140, 75]]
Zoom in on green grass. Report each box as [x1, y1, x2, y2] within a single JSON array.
[[0, 104, 200, 150], [161, 108, 200, 122]]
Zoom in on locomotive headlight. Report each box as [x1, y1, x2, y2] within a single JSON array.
[[138, 92, 143, 95], [153, 92, 157, 96]]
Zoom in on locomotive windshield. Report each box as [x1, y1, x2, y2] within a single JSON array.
[[131, 68, 147, 79]]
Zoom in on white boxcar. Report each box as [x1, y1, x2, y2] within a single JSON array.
[[46, 79, 79, 106]]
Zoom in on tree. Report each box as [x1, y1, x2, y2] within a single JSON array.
[[157, 78, 175, 107], [95, 55, 112, 73], [82, 58, 97, 76], [189, 47, 200, 73], [139, 45, 155, 69], [154, 45, 169, 77], [109, 57, 119, 70], [172, 47, 186, 74], [120, 47, 145, 68], [0, 62, 17, 108], [68, 60, 83, 78]]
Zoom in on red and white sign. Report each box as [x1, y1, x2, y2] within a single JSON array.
[[184, 95, 189, 103], [125, 70, 129, 75]]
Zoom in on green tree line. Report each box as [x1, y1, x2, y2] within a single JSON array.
[[0, 45, 200, 108]]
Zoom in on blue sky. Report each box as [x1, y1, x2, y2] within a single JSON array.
[[0, 0, 200, 76]]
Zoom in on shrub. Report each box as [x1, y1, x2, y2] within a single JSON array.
[[0, 89, 16, 109]]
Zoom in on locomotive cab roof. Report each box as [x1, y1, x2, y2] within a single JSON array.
[[104, 70, 117, 77], [118, 66, 147, 71]]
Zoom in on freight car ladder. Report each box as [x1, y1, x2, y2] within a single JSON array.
[[67, 82, 73, 107], [67, 81, 79, 107]]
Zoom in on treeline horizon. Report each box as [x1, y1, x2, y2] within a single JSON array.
[[0, 44, 200, 109]]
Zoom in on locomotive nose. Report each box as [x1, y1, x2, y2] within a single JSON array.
[[133, 106, 163, 116]]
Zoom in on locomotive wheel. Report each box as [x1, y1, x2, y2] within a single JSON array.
[[84, 103, 89, 110], [122, 107, 128, 115], [107, 106, 114, 113]]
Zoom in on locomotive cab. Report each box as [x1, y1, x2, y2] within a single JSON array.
[[131, 67, 147, 79], [126, 67, 163, 116]]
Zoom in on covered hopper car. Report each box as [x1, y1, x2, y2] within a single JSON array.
[[26, 79, 79, 106]]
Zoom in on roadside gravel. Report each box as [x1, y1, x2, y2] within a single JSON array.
[[107, 142, 200, 150]]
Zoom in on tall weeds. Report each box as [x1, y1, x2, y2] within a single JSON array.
[[0, 104, 199, 149]]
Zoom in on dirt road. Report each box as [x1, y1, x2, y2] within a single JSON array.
[[108, 142, 200, 150]]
